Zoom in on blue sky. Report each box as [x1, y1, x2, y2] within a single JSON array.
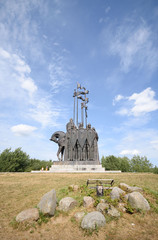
[[0, 0, 158, 166]]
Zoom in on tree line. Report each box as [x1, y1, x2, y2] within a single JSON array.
[[0, 147, 157, 173], [0, 148, 52, 172], [101, 155, 158, 174]]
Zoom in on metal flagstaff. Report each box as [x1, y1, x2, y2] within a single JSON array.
[[75, 83, 89, 128], [73, 89, 76, 124]]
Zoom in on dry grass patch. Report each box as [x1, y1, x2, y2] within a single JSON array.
[[0, 172, 158, 240]]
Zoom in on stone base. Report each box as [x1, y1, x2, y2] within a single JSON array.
[[53, 160, 100, 165], [49, 163, 105, 172], [31, 161, 122, 173]]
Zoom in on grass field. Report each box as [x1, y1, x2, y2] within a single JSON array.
[[0, 172, 158, 240]]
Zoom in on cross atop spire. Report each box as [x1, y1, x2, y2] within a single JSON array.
[[73, 83, 89, 128]]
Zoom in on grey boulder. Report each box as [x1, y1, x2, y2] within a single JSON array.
[[124, 193, 130, 201], [129, 186, 143, 192], [119, 183, 142, 193], [37, 189, 57, 216], [96, 203, 109, 213], [74, 211, 85, 221], [118, 203, 126, 212], [128, 192, 150, 211], [107, 206, 120, 217], [81, 211, 106, 229], [58, 197, 77, 212], [110, 187, 125, 200], [69, 184, 79, 191], [16, 208, 39, 222], [83, 196, 95, 208]]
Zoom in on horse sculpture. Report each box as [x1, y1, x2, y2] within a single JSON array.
[[50, 131, 66, 161]]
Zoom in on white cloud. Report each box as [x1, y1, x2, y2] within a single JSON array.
[[129, 87, 158, 116], [11, 124, 37, 136], [20, 77, 37, 94], [0, 0, 48, 63], [119, 149, 140, 155], [43, 35, 47, 39], [104, 20, 158, 73], [116, 108, 129, 116], [0, 47, 67, 128], [115, 94, 124, 102], [115, 87, 158, 117], [0, 1, 72, 133], [14, 57, 31, 74], [0, 48, 11, 59], [99, 18, 104, 23], [150, 140, 158, 150], [29, 97, 62, 127], [49, 51, 72, 94], [113, 94, 125, 105], [100, 127, 158, 165], [0, 47, 37, 97], [116, 129, 158, 165], [105, 6, 111, 14], [1, 122, 56, 160], [53, 42, 59, 46]]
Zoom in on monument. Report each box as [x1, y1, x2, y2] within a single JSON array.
[[49, 83, 105, 172]]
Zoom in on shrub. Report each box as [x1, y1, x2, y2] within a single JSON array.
[[0, 148, 30, 172]]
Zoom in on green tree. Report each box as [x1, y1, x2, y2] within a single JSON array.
[[101, 155, 130, 171], [0, 148, 53, 172], [130, 155, 153, 172], [118, 156, 130, 172], [101, 155, 121, 170], [101, 154, 153, 172], [153, 166, 158, 174], [0, 148, 30, 172]]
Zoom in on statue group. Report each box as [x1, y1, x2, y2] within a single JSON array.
[[50, 84, 99, 164], [50, 119, 99, 163]]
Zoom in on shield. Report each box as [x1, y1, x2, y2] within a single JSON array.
[[87, 129, 96, 147], [78, 128, 86, 148], [70, 129, 78, 148]]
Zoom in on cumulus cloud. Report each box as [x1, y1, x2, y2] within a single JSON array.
[[114, 87, 158, 117], [11, 124, 37, 136], [119, 149, 140, 155], [129, 87, 158, 116]]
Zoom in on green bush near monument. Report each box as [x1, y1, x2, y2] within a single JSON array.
[[0, 148, 52, 172]]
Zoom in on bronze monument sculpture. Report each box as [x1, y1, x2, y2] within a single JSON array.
[[50, 83, 100, 165]]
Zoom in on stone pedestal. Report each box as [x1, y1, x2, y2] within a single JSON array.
[[49, 161, 105, 173]]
